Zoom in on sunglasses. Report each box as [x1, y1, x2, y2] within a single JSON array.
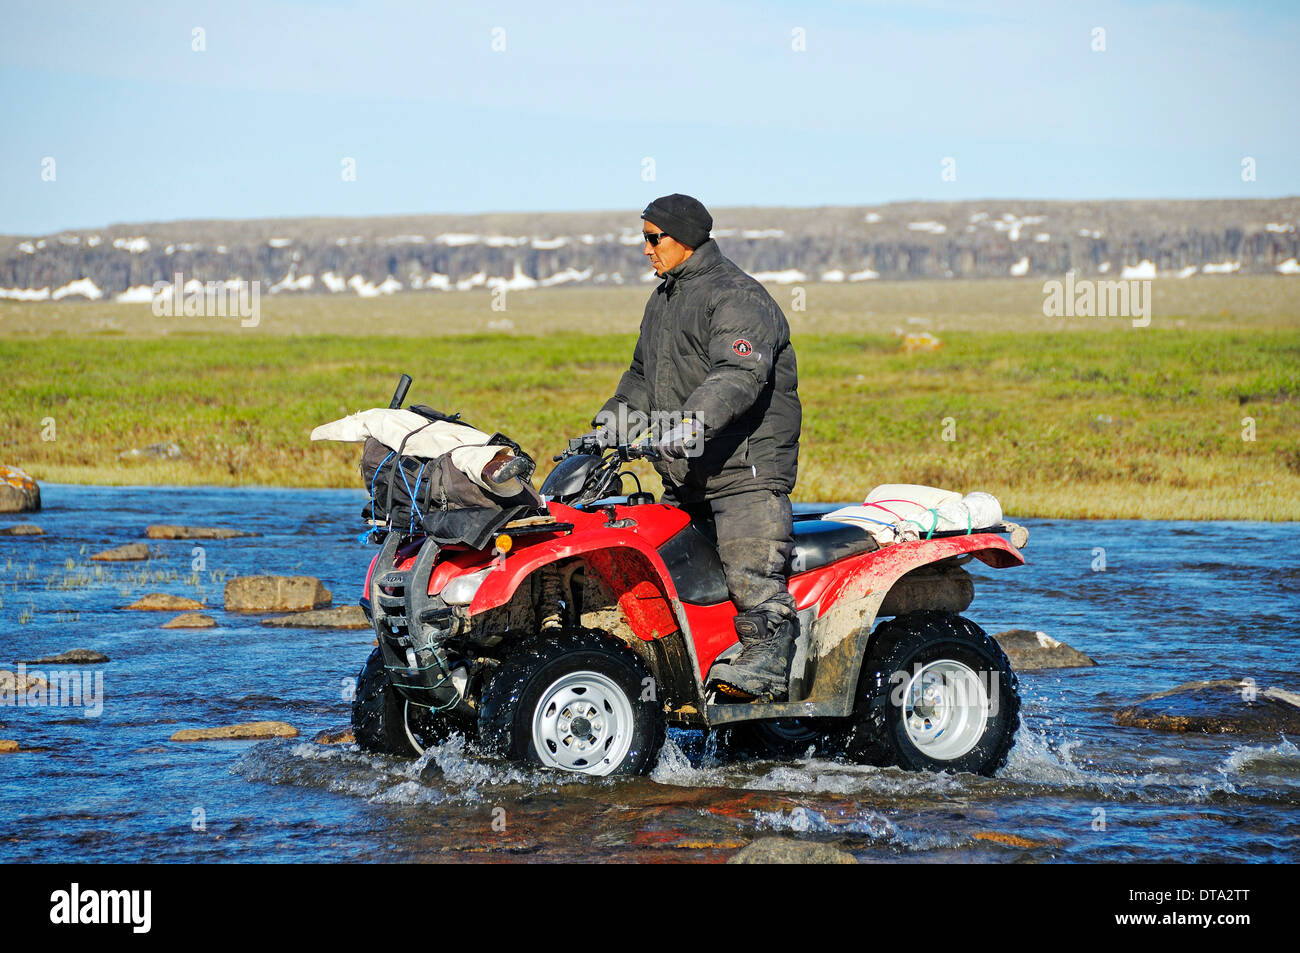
[[642, 231, 670, 247]]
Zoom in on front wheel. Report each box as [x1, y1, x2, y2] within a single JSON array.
[[351, 649, 473, 757], [844, 611, 1019, 776], [477, 630, 666, 776]]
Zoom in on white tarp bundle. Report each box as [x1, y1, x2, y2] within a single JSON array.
[[823, 483, 1003, 546], [311, 408, 513, 493]]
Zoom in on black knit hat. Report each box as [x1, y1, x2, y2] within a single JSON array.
[[641, 193, 713, 249]]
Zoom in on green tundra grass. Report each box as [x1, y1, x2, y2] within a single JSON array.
[[1, 279, 1297, 520]]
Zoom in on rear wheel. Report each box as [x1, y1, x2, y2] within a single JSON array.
[[844, 611, 1019, 776], [351, 649, 473, 757], [477, 630, 666, 776]]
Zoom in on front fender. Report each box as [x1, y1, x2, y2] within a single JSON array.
[[468, 529, 684, 625]]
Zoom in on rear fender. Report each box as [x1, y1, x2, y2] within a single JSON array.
[[800, 533, 1024, 716]]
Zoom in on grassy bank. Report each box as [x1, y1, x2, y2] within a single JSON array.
[[3, 322, 1297, 520]]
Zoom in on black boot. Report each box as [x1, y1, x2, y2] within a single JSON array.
[[708, 611, 797, 701]]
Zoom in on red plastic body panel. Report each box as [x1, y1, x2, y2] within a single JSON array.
[[368, 499, 1024, 684]]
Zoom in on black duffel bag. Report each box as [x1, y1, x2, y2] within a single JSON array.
[[360, 413, 543, 547]]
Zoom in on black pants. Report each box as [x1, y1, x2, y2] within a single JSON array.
[[664, 486, 797, 621]]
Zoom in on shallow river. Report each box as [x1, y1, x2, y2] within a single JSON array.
[[1, 486, 1296, 862]]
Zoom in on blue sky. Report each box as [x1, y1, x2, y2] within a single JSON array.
[[1, 0, 1296, 234]]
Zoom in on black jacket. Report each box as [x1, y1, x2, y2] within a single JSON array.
[[597, 239, 801, 502]]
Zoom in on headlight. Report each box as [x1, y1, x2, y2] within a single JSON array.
[[440, 567, 493, 606]]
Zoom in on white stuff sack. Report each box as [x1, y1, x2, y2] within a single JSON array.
[[823, 484, 1003, 546], [311, 408, 511, 493]]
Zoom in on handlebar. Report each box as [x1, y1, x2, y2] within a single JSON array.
[[555, 437, 660, 462]]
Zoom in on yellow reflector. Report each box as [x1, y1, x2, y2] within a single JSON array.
[[494, 534, 513, 553]]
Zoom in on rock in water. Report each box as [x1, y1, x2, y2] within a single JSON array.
[[125, 593, 205, 611], [225, 576, 331, 612], [19, 649, 110, 664], [91, 542, 151, 561], [0, 669, 48, 700], [313, 727, 356, 745], [161, 613, 217, 629], [171, 721, 299, 742], [728, 837, 858, 865], [0, 740, 19, 754], [260, 606, 367, 629], [1114, 679, 1300, 735], [993, 629, 1097, 670], [0, 466, 41, 513], [0, 524, 43, 536], [145, 525, 253, 539]]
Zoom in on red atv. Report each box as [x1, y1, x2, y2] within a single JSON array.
[[352, 434, 1026, 777]]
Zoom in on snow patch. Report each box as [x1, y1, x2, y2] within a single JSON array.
[[1276, 258, 1300, 275], [487, 263, 538, 291], [1176, 265, 1198, 279], [0, 286, 51, 301], [907, 221, 947, 235], [752, 269, 807, 284], [1201, 261, 1240, 275], [114, 285, 158, 303], [112, 237, 150, 254], [320, 271, 346, 293], [1121, 260, 1157, 279], [820, 269, 845, 282], [1010, 257, 1030, 277], [849, 268, 879, 281], [267, 237, 292, 248], [52, 277, 104, 300], [539, 266, 592, 287]]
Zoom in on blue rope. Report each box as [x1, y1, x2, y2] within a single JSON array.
[[406, 460, 428, 534]]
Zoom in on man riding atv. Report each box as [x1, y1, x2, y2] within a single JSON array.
[[587, 193, 802, 701]]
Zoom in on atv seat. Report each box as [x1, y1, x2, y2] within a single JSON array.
[[791, 520, 878, 573]]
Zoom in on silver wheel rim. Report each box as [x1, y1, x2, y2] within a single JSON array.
[[531, 671, 635, 776], [901, 660, 989, 761]]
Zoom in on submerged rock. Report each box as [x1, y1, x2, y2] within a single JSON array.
[[261, 606, 367, 629], [91, 542, 150, 561], [145, 524, 253, 540], [313, 727, 356, 745], [728, 837, 858, 864], [0, 523, 43, 536], [0, 466, 41, 513], [161, 613, 216, 629], [225, 576, 331, 612], [171, 721, 299, 742], [125, 593, 205, 611], [1115, 679, 1300, 735], [993, 629, 1096, 670], [20, 649, 110, 665]]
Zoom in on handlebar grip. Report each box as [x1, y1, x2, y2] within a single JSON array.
[[388, 374, 412, 409]]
